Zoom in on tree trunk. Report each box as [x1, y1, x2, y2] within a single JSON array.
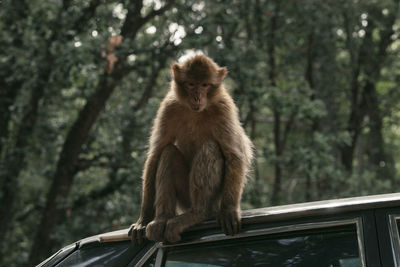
[[28, 1, 175, 263], [271, 109, 282, 205], [340, 0, 399, 173], [339, 7, 370, 173], [28, 72, 122, 264], [0, 3, 29, 238], [363, 1, 398, 180], [304, 29, 316, 202], [0, 0, 28, 151], [267, 2, 282, 205], [364, 81, 395, 180], [0, 66, 47, 248], [249, 103, 262, 207], [0, 0, 103, 256]]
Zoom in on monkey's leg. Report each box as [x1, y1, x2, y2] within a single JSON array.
[[146, 144, 189, 242], [165, 140, 223, 243]]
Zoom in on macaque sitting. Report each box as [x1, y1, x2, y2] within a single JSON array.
[[129, 55, 253, 244]]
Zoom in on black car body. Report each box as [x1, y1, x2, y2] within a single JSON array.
[[38, 193, 400, 266]]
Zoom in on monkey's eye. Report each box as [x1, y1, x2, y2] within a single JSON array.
[[186, 82, 195, 88], [201, 83, 210, 88]]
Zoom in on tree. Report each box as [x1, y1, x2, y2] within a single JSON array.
[[1, 0, 400, 265]]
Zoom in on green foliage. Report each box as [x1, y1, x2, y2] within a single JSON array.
[[1, 0, 400, 265]]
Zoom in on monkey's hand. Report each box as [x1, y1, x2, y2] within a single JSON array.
[[128, 219, 147, 245], [217, 208, 241, 236]]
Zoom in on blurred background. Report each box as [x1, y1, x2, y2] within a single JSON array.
[[1, 0, 400, 265]]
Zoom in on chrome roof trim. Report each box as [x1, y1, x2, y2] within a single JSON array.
[[135, 242, 161, 267], [93, 193, 400, 243], [241, 193, 400, 221]]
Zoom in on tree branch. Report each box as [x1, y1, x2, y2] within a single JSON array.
[[142, 0, 176, 24], [121, 0, 176, 39], [71, 175, 128, 211], [71, 0, 103, 35], [281, 108, 297, 150]]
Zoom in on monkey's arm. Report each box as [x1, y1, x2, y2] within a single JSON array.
[[129, 102, 174, 244], [216, 129, 248, 236]]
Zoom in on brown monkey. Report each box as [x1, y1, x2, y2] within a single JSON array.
[[128, 55, 253, 244]]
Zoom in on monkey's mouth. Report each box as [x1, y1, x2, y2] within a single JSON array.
[[191, 105, 205, 112]]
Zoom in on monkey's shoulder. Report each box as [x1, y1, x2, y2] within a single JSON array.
[[157, 97, 184, 118]]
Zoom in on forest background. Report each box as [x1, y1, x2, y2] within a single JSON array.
[[1, 0, 400, 265]]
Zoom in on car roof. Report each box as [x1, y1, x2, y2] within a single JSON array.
[[241, 192, 400, 224], [40, 193, 400, 267], [92, 192, 400, 244]]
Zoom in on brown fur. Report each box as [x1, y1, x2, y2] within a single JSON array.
[[129, 55, 253, 244]]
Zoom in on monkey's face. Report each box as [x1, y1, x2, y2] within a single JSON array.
[[183, 80, 211, 112], [171, 55, 228, 112]]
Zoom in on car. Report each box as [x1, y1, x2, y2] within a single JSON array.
[[38, 193, 400, 267]]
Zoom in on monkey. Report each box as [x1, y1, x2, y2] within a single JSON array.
[[128, 55, 253, 244]]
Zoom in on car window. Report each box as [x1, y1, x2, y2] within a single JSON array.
[[164, 225, 362, 267], [57, 240, 143, 267], [396, 219, 400, 239], [389, 214, 400, 266], [142, 252, 157, 267]]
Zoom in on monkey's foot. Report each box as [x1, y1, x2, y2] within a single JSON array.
[[217, 208, 242, 236], [146, 220, 166, 242], [164, 219, 182, 243], [129, 223, 147, 245]]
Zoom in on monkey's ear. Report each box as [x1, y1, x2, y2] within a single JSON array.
[[171, 62, 181, 79], [217, 67, 228, 81]]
